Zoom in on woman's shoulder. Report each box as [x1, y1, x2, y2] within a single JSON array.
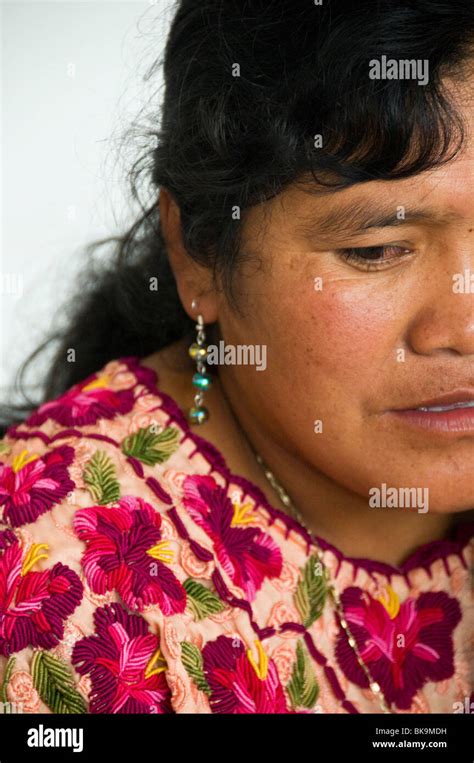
[[0, 352, 347, 714], [0, 355, 207, 711], [0, 353, 305, 713], [0, 354, 192, 524]]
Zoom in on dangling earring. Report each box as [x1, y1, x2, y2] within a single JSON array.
[[187, 299, 211, 425]]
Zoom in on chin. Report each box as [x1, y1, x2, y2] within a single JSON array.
[[418, 495, 474, 514]]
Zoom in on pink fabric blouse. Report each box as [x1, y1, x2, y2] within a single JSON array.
[[0, 355, 472, 714]]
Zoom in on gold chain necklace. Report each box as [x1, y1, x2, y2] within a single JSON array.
[[253, 451, 393, 714]]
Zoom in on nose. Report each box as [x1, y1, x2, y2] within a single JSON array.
[[407, 261, 474, 357]]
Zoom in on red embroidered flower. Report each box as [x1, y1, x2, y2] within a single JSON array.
[[71, 602, 173, 713], [73, 496, 187, 615], [335, 585, 462, 709], [0, 446, 75, 527], [0, 532, 83, 656], [182, 475, 282, 600], [25, 372, 135, 427], [200, 635, 291, 713]]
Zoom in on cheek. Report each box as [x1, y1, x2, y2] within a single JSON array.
[[281, 281, 399, 386]]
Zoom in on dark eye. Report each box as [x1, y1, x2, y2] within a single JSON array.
[[338, 244, 413, 269]]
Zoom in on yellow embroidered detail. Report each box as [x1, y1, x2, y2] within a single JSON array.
[[144, 647, 168, 679], [376, 584, 400, 619], [82, 374, 110, 392], [12, 449, 40, 473], [146, 541, 174, 564], [21, 543, 50, 576], [231, 501, 255, 527], [246, 640, 268, 681]]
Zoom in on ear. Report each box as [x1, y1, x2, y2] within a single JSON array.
[[159, 188, 218, 323]]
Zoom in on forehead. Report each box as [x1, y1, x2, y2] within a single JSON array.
[[242, 73, 474, 242], [253, 153, 474, 244]]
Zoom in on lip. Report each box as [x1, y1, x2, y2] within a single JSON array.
[[388, 390, 474, 434], [394, 389, 474, 410]]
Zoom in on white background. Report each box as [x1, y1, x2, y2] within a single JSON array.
[[1, 0, 175, 396]]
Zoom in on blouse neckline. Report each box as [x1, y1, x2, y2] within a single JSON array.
[[122, 354, 473, 581]]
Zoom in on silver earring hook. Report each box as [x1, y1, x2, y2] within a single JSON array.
[[191, 298, 204, 329]]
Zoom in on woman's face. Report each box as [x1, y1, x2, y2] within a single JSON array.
[[214, 85, 474, 515]]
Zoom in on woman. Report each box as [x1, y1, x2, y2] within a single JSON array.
[[0, 0, 473, 715]]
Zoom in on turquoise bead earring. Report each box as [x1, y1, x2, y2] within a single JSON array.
[[187, 300, 211, 425]]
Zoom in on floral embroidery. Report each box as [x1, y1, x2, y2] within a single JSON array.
[[82, 450, 121, 505], [335, 585, 462, 709], [71, 602, 173, 713], [0, 655, 16, 704], [294, 556, 329, 627], [31, 650, 87, 714], [0, 441, 11, 458], [286, 640, 320, 710], [0, 446, 75, 527], [0, 533, 83, 656], [181, 635, 293, 713], [0, 528, 17, 552], [73, 496, 187, 615], [4, 665, 41, 713], [182, 475, 283, 601], [121, 425, 180, 466], [25, 373, 136, 427], [182, 579, 226, 620]]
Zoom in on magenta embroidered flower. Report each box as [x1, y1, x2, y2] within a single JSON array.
[[199, 635, 291, 713], [73, 496, 187, 615], [182, 475, 283, 601], [71, 602, 173, 713], [0, 533, 83, 656], [0, 528, 16, 552], [335, 585, 462, 709], [0, 446, 75, 527], [25, 372, 136, 427]]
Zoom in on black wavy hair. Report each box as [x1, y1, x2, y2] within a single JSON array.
[[1, 0, 473, 435]]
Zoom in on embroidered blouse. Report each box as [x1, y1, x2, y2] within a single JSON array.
[[0, 355, 472, 715]]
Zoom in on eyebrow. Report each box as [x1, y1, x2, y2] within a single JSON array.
[[297, 200, 461, 240]]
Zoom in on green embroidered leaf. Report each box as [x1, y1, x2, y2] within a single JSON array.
[[122, 426, 180, 466], [181, 641, 212, 696], [0, 440, 12, 457], [32, 650, 88, 714], [294, 555, 328, 628], [286, 640, 319, 710], [83, 450, 121, 505], [0, 655, 16, 704], [183, 579, 226, 621]]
